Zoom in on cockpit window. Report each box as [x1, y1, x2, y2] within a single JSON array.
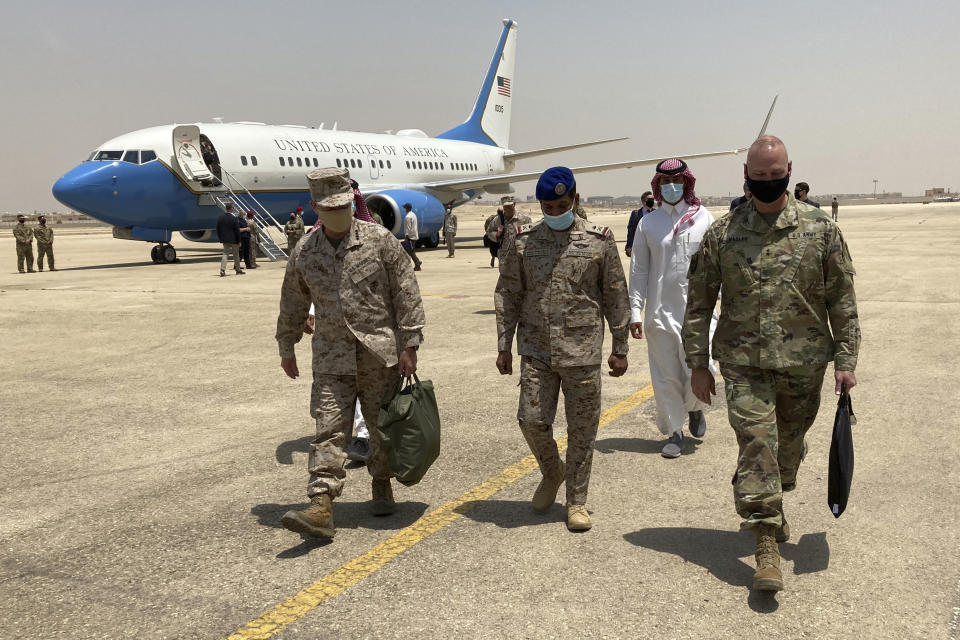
[[95, 150, 123, 161], [140, 150, 157, 163]]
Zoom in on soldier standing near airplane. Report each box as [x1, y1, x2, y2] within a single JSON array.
[[682, 136, 860, 592], [495, 166, 630, 532], [34, 215, 55, 271], [245, 211, 259, 268], [276, 167, 425, 539], [13, 214, 35, 273]]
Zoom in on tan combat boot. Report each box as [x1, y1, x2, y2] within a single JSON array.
[[531, 461, 566, 512], [281, 494, 335, 538], [370, 478, 397, 516], [753, 525, 784, 591], [566, 504, 593, 531]]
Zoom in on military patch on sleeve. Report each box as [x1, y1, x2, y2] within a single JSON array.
[[587, 224, 610, 237]]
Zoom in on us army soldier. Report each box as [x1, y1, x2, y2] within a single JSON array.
[[245, 211, 259, 268], [495, 166, 630, 532], [13, 214, 35, 273], [442, 205, 457, 257], [284, 212, 303, 251], [682, 136, 860, 592], [276, 167, 426, 539], [34, 215, 55, 271]]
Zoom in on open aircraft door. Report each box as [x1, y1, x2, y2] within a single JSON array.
[[172, 125, 213, 182]]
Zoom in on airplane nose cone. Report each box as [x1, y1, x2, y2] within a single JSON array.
[[52, 162, 116, 215]]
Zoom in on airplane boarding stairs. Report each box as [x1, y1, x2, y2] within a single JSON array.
[[201, 170, 289, 262]]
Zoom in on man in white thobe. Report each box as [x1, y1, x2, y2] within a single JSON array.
[[629, 158, 715, 458]]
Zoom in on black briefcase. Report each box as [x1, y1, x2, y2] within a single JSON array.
[[827, 384, 856, 517]]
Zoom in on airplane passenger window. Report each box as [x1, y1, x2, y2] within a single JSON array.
[[241, 156, 248, 166], [141, 150, 157, 163], [251, 155, 258, 166], [280, 157, 286, 166], [122, 150, 139, 164], [96, 150, 123, 161]]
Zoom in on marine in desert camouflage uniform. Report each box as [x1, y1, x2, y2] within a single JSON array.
[[276, 167, 426, 539], [495, 166, 630, 532], [682, 136, 860, 592], [34, 215, 55, 271], [13, 214, 35, 273]]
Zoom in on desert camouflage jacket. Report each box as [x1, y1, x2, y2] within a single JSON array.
[[276, 220, 426, 374], [495, 217, 630, 367]]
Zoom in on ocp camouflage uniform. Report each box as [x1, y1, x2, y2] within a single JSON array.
[[246, 218, 260, 267], [284, 219, 304, 251], [682, 194, 860, 529], [276, 219, 426, 498], [496, 217, 630, 504], [13, 223, 34, 272], [33, 224, 54, 270]]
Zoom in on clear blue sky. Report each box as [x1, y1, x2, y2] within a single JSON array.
[[2, 0, 958, 212]]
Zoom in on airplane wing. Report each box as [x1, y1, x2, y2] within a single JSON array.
[[423, 148, 744, 191], [502, 137, 628, 161]]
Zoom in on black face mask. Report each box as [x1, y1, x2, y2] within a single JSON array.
[[644, 199, 655, 208], [746, 175, 790, 204]]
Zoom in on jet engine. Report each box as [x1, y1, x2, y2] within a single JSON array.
[[365, 190, 445, 248]]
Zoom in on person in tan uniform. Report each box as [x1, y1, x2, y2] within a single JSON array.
[[245, 211, 259, 268], [13, 214, 35, 273], [34, 215, 55, 271], [495, 166, 631, 532], [276, 167, 426, 539]]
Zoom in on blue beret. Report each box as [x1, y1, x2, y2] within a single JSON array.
[[536, 166, 576, 201]]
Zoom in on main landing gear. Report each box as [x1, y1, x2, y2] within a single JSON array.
[[150, 243, 177, 264]]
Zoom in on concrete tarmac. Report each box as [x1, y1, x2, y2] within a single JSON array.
[[1, 203, 958, 639]]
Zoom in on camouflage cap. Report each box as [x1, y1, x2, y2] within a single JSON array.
[[307, 168, 354, 208]]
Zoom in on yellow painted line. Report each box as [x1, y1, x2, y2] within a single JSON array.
[[225, 384, 654, 640]]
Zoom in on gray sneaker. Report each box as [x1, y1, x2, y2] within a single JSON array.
[[347, 437, 370, 463], [661, 431, 683, 458], [688, 410, 706, 438]]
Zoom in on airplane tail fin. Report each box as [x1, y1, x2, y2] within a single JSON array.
[[437, 19, 517, 148]]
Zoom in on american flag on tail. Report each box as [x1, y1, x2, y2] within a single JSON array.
[[496, 76, 511, 97]]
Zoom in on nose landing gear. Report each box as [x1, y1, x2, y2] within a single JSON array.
[[151, 243, 178, 264]]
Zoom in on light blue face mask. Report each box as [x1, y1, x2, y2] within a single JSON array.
[[660, 182, 685, 203], [544, 209, 575, 230]]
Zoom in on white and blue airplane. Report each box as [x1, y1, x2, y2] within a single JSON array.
[[52, 19, 770, 264]]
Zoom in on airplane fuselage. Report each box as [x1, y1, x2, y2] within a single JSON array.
[[53, 122, 516, 241]]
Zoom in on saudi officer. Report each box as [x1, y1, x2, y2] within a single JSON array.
[[495, 166, 630, 531], [629, 158, 715, 458]]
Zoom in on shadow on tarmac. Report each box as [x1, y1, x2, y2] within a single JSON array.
[[250, 500, 430, 534], [594, 436, 704, 456], [623, 527, 830, 612], [455, 499, 564, 528], [276, 435, 313, 464]]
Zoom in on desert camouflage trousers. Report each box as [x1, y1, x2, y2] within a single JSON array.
[[307, 343, 400, 498], [16, 242, 34, 272], [720, 362, 827, 529], [37, 243, 54, 270], [517, 356, 602, 505]]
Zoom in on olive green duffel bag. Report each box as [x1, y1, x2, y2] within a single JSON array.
[[377, 375, 441, 486]]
